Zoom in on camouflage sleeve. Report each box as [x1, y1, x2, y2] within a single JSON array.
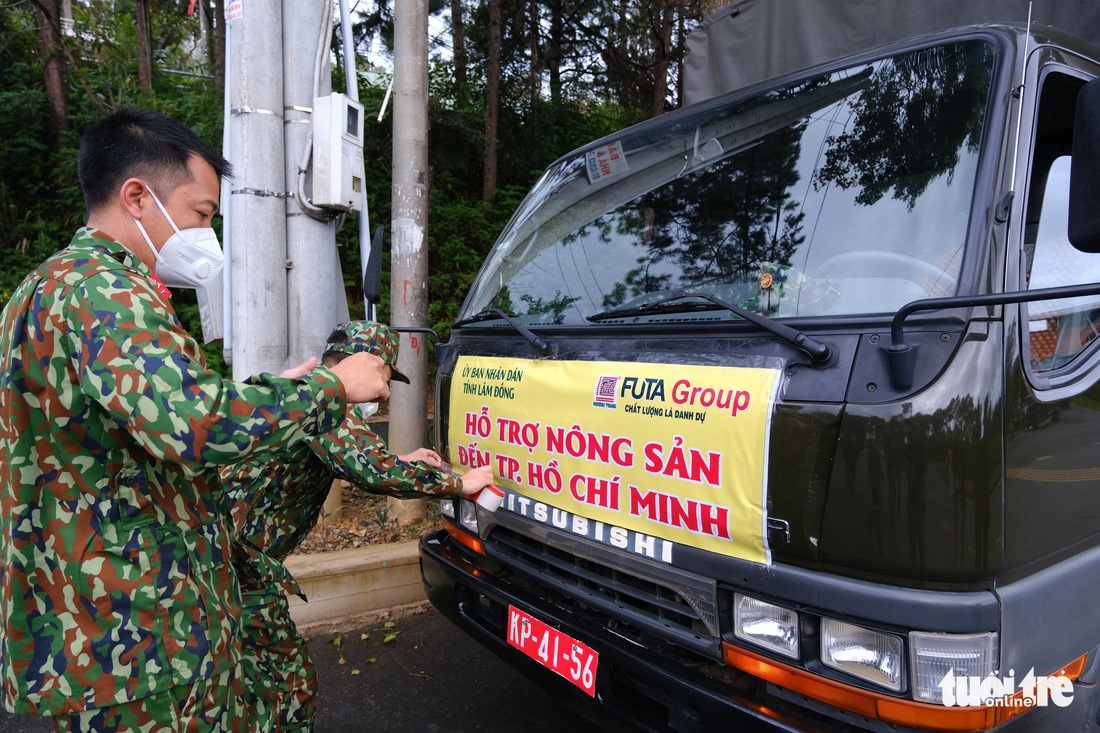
[[64, 271, 347, 474], [310, 409, 462, 499]]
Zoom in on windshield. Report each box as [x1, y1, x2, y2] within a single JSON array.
[[460, 40, 995, 326]]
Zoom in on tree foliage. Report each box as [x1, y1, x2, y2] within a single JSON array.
[[815, 42, 993, 210]]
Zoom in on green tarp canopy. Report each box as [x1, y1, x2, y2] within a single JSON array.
[[683, 0, 1100, 106]]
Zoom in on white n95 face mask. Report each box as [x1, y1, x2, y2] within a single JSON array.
[[133, 185, 224, 289]]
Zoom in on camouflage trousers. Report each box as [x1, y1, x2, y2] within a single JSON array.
[[238, 588, 318, 732], [52, 665, 272, 733]]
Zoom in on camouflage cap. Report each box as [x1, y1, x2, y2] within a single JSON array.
[[324, 321, 410, 384]]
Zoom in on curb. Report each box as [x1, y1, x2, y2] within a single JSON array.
[[284, 539, 426, 630]]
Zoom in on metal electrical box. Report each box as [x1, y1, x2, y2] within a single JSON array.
[[311, 93, 365, 211]]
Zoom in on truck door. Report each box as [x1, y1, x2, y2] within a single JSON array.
[[1009, 64, 1100, 572]]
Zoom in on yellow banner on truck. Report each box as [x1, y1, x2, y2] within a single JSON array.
[[448, 357, 781, 565]]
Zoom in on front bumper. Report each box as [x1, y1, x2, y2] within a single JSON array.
[[419, 529, 830, 733]]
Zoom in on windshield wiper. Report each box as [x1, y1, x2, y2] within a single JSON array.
[[588, 289, 830, 364], [452, 307, 553, 356]]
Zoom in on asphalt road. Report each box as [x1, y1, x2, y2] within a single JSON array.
[[0, 604, 606, 733], [309, 604, 608, 733]]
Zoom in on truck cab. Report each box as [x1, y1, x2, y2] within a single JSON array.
[[419, 5, 1100, 731]]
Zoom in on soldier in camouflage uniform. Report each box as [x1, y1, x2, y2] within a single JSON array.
[[221, 321, 494, 731], [0, 109, 392, 732]]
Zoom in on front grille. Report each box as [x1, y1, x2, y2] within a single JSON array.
[[483, 516, 721, 660]]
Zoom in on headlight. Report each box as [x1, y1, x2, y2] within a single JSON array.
[[440, 498, 455, 518], [734, 593, 800, 659], [909, 631, 998, 704], [820, 618, 904, 692], [458, 498, 479, 535]]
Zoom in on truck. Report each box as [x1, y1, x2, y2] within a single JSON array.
[[418, 1, 1100, 730]]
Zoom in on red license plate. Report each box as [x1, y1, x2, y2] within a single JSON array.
[[507, 605, 598, 697]]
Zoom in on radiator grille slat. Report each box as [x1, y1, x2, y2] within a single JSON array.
[[484, 522, 721, 659]]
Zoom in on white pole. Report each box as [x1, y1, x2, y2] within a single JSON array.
[[227, 0, 288, 379], [221, 13, 234, 365], [339, 0, 375, 322], [284, 0, 339, 365]]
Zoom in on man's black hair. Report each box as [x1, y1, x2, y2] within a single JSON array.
[[321, 328, 350, 367], [77, 108, 232, 215]]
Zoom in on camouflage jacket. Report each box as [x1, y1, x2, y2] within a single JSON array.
[[0, 229, 347, 716], [222, 408, 462, 600]]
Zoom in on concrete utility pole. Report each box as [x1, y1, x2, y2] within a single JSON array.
[[226, 0, 345, 377], [227, 0, 349, 518], [225, 0, 289, 379], [284, 0, 343, 365], [388, 0, 431, 526]]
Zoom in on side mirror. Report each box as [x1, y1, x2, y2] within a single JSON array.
[[1069, 79, 1100, 252], [363, 226, 384, 303]]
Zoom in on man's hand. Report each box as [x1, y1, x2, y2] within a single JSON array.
[[280, 356, 318, 379], [328, 352, 391, 403], [400, 448, 442, 467], [458, 464, 495, 497]]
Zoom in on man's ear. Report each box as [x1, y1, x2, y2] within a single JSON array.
[[119, 178, 149, 219]]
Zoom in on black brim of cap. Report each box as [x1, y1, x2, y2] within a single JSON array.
[[390, 367, 411, 384]]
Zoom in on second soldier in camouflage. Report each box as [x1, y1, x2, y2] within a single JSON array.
[[221, 321, 494, 730]]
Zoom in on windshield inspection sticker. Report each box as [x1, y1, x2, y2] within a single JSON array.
[[449, 357, 780, 565], [585, 141, 628, 184]]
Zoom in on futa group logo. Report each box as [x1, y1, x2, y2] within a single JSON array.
[[940, 668, 1074, 709], [591, 373, 754, 419]]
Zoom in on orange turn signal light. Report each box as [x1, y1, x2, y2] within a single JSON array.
[[444, 522, 486, 556]]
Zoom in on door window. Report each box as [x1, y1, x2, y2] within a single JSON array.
[[1026, 155, 1100, 371]]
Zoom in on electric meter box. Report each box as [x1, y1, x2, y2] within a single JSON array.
[[311, 93, 365, 211]]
